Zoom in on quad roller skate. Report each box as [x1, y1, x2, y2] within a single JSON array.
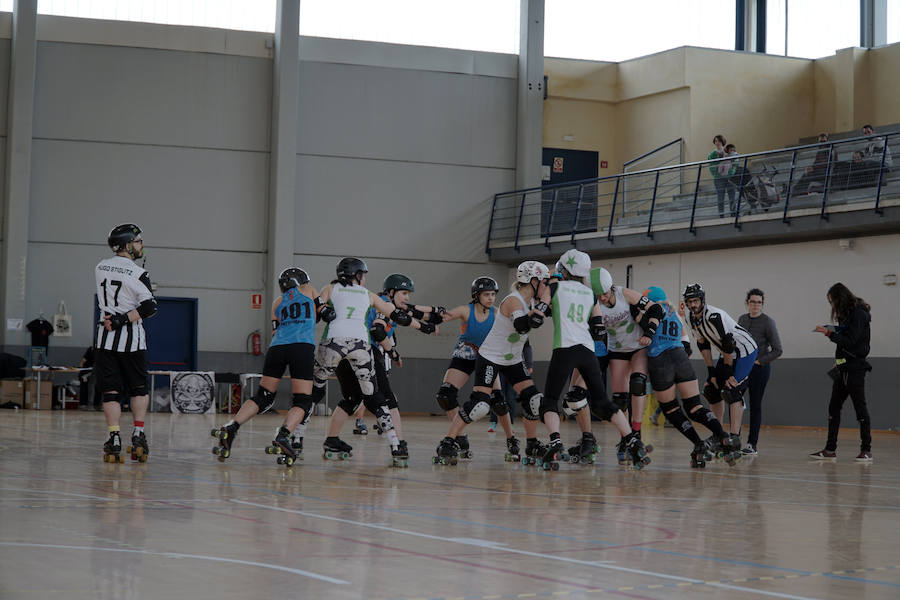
[[210, 421, 239, 462], [102, 431, 124, 463], [391, 440, 410, 468], [616, 437, 628, 465], [290, 433, 304, 459], [353, 419, 368, 435], [126, 431, 149, 463], [720, 434, 743, 466], [323, 436, 353, 460], [265, 427, 298, 466], [624, 432, 653, 470], [432, 436, 459, 465], [504, 436, 521, 462], [569, 432, 599, 464], [540, 437, 564, 471], [704, 435, 724, 460], [690, 441, 713, 468], [522, 438, 546, 466], [455, 435, 472, 460]]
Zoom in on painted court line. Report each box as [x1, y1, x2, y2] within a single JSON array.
[[0, 542, 348, 585], [0, 487, 114, 501], [231, 499, 823, 600]]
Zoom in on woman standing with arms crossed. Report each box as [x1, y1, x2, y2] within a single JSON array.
[[810, 283, 873, 462], [738, 288, 782, 455]]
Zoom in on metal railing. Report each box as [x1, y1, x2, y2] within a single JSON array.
[[622, 138, 683, 217], [486, 132, 898, 254]]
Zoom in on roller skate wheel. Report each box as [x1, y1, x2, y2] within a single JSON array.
[[285, 457, 294, 466], [551, 462, 560, 471], [450, 457, 458, 465], [432, 456, 439, 464], [324, 451, 333, 459], [644, 444, 654, 454], [341, 452, 350, 460], [125, 446, 133, 453], [138, 454, 148, 463], [211, 447, 220, 455], [210, 428, 219, 438], [569, 455, 579, 464], [641, 456, 651, 466], [221, 449, 230, 459], [265, 446, 277, 455], [520, 457, 528, 465]]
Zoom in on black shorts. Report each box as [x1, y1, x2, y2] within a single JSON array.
[[95, 349, 148, 397], [608, 348, 643, 361], [448, 356, 476, 375], [263, 343, 315, 380], [648, 347, 697, 391], [473, 355, 530, 389]]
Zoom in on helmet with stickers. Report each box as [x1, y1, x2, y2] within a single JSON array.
[[470, 276, 499, 299], [383, 273, 415, 293], [516, 261, 550, 284], [279, 267, 310, 293]]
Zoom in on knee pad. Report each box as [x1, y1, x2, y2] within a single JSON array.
[[370, 400, 394, 433], [538, 392, 558, 419], [252, 388, 277, 414], [659, 400, 692, 437], [629, 373, 648, 397], [723, 387, 744, 405], [517, 385, 542, 421], [459, 391, 491, 424], [435, 382, 459, 412], [703, 382, 722, 405], [611, 392, 630, 412], [292, 393, 313, 413], [337, 396, 363, 416], [102, 392, 122, 405], [490, 390, 509, 416], [311, 384, 326, 404], [564, 386, 588, 412], [128, 384, 148, 397], [681, 394, 703, 414]]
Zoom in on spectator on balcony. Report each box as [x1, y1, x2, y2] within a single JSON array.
[[792, 133, 838, 196], [860, 124, 893, 172], [708, 135, 735, 218], [723, 143, 743, 215]]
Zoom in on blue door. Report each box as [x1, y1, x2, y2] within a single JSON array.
[[541, 148, 600, 236], [143, 297, 198, 371]]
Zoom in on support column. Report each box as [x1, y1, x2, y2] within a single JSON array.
[[1, 0, 37, 348], [735, 0, 765, 52], [860, 0, 887, 48], [516, 0, 544, 191], [266, 0, 300, 338]]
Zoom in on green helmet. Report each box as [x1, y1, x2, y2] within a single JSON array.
[[383, 273, 414, 293]]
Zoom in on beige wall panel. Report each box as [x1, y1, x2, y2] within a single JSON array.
[[542, 97, 618, 171], [869, 43, 900, 127], [617, 48, 686, 101], [812, 55, 837, 134], [615, 88, 689, 170], [544, 58, 618, 102]]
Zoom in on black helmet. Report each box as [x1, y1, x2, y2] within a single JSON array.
[[383, 273, 414, 293], [279, 267, 310, 293], [336, 257, 368, 283], [471, 276, 499, 299], [682, 283, 706, 303], [108, 224, 142, 256]]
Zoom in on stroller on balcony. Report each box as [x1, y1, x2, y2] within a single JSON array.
[[730, 162, 781, 214]]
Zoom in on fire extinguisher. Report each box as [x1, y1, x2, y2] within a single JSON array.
[[247, 330, 262, 356]]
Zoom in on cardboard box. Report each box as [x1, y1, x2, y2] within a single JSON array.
[[1, 379, 24, 407], [24, 380, 53, 410]]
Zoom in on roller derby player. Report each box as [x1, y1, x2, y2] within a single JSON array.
[[639, 286, 736, 468], [433, 261, 549, 466], [683, 283, 757, 464], [210, 268, 318, 467], [95, 224, 157, 463], [537, 252, 651, 471], [435, 276, 520, 461], [314, 258, 412, 461]]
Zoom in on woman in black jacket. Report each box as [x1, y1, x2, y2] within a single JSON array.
[[810, 283, 873, 461]]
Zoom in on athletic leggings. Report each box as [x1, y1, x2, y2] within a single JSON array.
[[826, 368, 871, 452]]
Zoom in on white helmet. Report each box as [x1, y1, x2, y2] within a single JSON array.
[[558, 249, 592, 278], [516, 260, 550, 284], [590, 267, 613, 296]]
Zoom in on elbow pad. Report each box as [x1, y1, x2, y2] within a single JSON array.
[[513, 315, 532, 334], [682, 340, 693, 357], [137, 299, 157, 319], [369, 322, 387, 342], [720, 333, 735, 354], [533, 301, 550, 315], [315, 298, 336, 323], [697, 339, 711, 352], [636, 295, 650, 311], [390, 309, 412, 326], [588, 315, 606, 341]]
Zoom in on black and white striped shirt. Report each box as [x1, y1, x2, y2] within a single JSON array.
[[689, 304, 757, 358], [95, 256, 154, 353]]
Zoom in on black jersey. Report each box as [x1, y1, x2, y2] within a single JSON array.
[[689, 304, 757, 358]]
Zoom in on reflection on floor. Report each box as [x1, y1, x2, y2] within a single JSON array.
[[1, 411, 898, 600]]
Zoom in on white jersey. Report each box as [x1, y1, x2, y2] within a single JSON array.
[[689, 304, 757, 358], [550, 280, 595, 351], [598, 287, 643, 353], [478, 291, 530, 366], [95, 256, 154, 352], [324, 283, 371, 340]]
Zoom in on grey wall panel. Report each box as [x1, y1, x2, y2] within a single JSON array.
[[295, 155, 513, 263], [29, 140, 268, 252], [25, 243, 267, 353], [298, 62, 516, 169], [0, 41, 10, 137], [33, 42, 271, 151], [0, 137, 6, 235]]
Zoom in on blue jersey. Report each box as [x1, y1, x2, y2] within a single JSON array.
[[458, 305, 495, 348], [365, 294, 396, 347], [271, 288, 316, 347], [648, 303, 683, 358], [594, 340, 608, 357]]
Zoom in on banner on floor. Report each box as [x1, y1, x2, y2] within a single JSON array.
[[170, 371, 216, 414]]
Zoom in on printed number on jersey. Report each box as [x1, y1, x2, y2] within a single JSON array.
[[566, 304, 586, 323], [100, 279, 123, 307], [281, 302, 311, 321]]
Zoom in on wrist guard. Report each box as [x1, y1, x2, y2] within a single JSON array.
[[107, 313, 129, 330], [418, 322, 436, 335]]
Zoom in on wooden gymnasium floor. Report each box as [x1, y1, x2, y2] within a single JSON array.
[[1, 410, 898, 600]]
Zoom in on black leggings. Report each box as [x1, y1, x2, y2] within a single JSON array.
[[545, 345, 614, 419], [825, 368, 871, 452]]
